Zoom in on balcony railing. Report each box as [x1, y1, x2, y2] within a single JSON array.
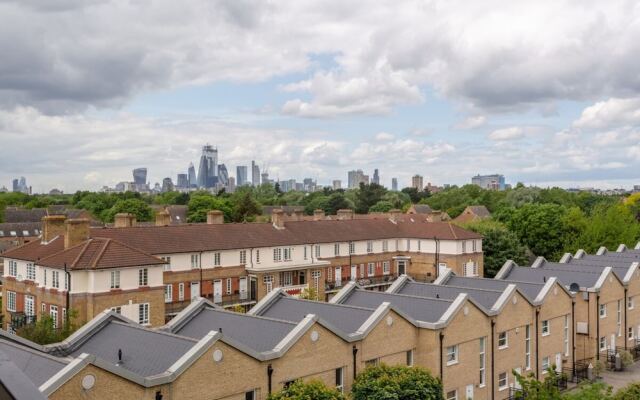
[[165, 291, 256, 315], [326, 274, 398, 291]]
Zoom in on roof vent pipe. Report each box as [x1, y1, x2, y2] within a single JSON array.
[[118, 349, 123, 364]]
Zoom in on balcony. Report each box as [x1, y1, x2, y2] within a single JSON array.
[[165, 291, 257, 316], [326, 274, 398, 292], [282, 284, 308, 297], [9, 312, 37, 330]]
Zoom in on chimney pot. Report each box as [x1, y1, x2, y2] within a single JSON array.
[[337, 209, 354, 220], [64, 218, 90, 249], [389, 209, 402, 222], [292, 210, 304, 221], [313, 209, 325, 221], [156, 210, 171, 226], [114, 213, 136, 228], [272, 209, 285, 229], [207, 210, 224, 224], [42, 215, 67, 243]]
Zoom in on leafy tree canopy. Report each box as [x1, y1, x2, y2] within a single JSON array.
[[352, 364, 443, 400], [267, 380, 346, 400]]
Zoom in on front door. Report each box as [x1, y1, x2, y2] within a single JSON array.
[[213, 280, 222, 303], [190, 281, 200, 300], [465, 384, 474, 399], [335, 267, 342, 287], [239, 277, 248, 300], [555, 353, 562, 373], [351, 265, 357, 281], [397, 260, 406, 275]]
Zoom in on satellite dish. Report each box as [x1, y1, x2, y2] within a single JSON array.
[[569, 283, 580, 292]]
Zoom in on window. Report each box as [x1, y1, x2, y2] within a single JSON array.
[[25, 296, 34, 317], [283, 248, 292, 261], [312, 270, 321, 293], [617, 300, 622, 337], [190, 254, 199, 268], [446, 390, 457, 400], [383, 261, 390, 275], [240, 250, 247, 265], [263, 275, 274, 293], [7, 291, 16, 312], [299, 271, 306, 285], [382, 240, 388, 252], [406, 239, 411, 251], [161, 256, 171, 271], [334, 243, 340, 256], [498, 372, 508, 390], [256, 250, 261, 263], [226, 278, 232, 294], [629, 327, 635, 340], [52, 270, 60, 289], [629, 296, 635, 310], [349, 242, 355, 255], [164, 285, 173, 303], [599, 303, 607, 318], [245, 391, 256, 400], [525, 325, 531, 370], [542, 357, 550, 372], [600, 336, 607, 351], [462, 241, 467, 253], [282, 272, 292, 286], [62, 308, 67, 325], [335, 367, 344, 393], [498, 332, 508, 349], [542, 320, 550, 336], [368, 263, 375, 277], [446, 345, 458, 365], [64, 273, 69, 291], [214, 252, 221, 266], [303, 246, 307, 260], [111, 306, 121, 314], [8, 260, 17, 276], [138, 268, 148, 286], [41, 303, 46, 313], [43, 269, 47, 286], [365, 359, 379, 368], [315, 245, 321, 258], [26, 263, 35, 280], [138, 303, 150, 325], [564, 315, 570, 356], [110, 271, 120, 289], [406, 349, 414, 366], [50, 306, 58, 329], [479, 337, 486, 386], [367, 241, 373, 253], [273, 248, 282, 262], [178, 283, 185, 301], [473, 240, 477, 252]]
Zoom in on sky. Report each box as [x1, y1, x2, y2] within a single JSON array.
[[1, 0, 640, 193]]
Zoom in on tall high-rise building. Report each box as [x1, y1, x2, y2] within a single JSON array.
[[12, 177, 28, 194], [236, 166, 248, 186], [228, 177, 236, 192], [176, 174, 188, 189], [372, 169, 380, 185], [218, 164, 229, 187], [251, 161, 260, 186], [471, 174, 506, 190], [162, 177, 175, 193], [197, 145, 218, 188], [12, 178, 18, 192], [411, 175, 424, 191], [391, 178, 398, 191], [348, 169, 368, 189], [333, 180, 342, 190], [261, 172, 270, 185], [188, 163, 197, 188], [132, 168, 147, 185]]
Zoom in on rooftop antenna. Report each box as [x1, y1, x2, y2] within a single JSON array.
[[118, 349, 123, 364]]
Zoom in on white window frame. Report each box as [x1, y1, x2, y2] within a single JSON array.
[[283, 247, 292, 261], [282, 272, 292, 286], [629, 327, 635, 341], [214, 252, 221, 266], [349, 242, 355, 255], [50, 305, 58, 329], [138, 268, 148, 286], [525, 325, 531, 370], [542, 356, 550, 373], [498, 372, 508, 390], [303, 246, 307, 260], [564, 315, 570, 356], [406, 349, 414, 367], [25, 295, 34, 317], [479, 337, 486, 386], [617, 300, 622, 337], [382, 240, 388, 252], [629, 296, 635, 310], [446, 390, 457, 400], [367, 241, 373, 253], [446, 345, 458, 365], [599, 336, 607, 351], [7, 291, 16, 312], [498, 332, 508, 349], [334, 243, 340, 256], [599, 303, 607, 318], [26, 263, 35, 281], [273, 248, 282, 262], [110, 270, 121, 289], [226, 278, 232, 294], [52, 270, 60, 289], [368, 263, 375, 277], [335, 367, 344, 393], [190, 254, 199, 268], [542, 320, 550, 336], [8, 260, 17, 277], [256, 250, 261, 263], [240, 250, 247, 265], [315, 245, 320, 258], [263, 275, 274, 293], [406, 239, 411, 251], [164, 284, 173, 303], [138, 303, 150, 325], [178, 283, 185, 301], [383, 261, 390, 275]]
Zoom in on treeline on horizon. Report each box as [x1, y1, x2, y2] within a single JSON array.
[[1, 183, 639, 277]]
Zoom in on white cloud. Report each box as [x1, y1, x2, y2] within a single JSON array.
[[573, 98, 640, 129], [454, 115, 487, 130], [488, 127, 525, 141], [375, 132, 395, 141]]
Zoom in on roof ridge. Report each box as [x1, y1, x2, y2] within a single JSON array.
[[0, 339, 70, 365], [101, 237, 164, 263], [204, 307, 298, 326], [448, 223, 457, 239], [72, 239, 93, 268], [282, 296, 378, 312], [357, 288, 455, 303], [91, 238, 111, 269], [109, 321, 199, 343], [440, 283, 506, 294]]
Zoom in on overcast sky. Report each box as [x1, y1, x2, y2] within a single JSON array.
[[1, 0, 640, 193]]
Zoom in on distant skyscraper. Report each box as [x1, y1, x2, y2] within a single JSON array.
[[303, 178, 316, 192], [228, 177, 236, 192], [162, 177, 175, 193], [12, 177, 28, 194], [347, 169, 368, 188], [333, 180, 342, 190], [133, 168, 147, 185], [411, 175, 424, 191], [391, 178, 398, 191], [176, 174, 188, 189], [372, 169, 380, 185], [188, 163, 197, 188], [12, 178, 18, 192], [197, 144, 218, 188], [251, 161, 260, 186], [237, 166, 248, 186], [471, 174, 506, 190], [218, 164, 229, 187], [261, 172, 270, 185]]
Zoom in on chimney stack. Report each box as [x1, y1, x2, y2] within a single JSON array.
[[64, 218, 90, 249], [390, 209, 402, 222], [207, 210, 224, 225], [114, 213, 136, 228], [292, 210, 304, 221], [156, 210, 171, 226], [313, 209, 325, 221], [272, 209, 285, 229], [42, 215, 66, 243], [337, 209, 354, 220]]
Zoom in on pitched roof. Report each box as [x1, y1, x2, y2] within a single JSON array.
[[37, 238, 164, 270], [90, 219, 480, 255], [498, 261, 615, 290], [0, 222, 41, 238], [409, 204, 433, 214], [4, 208, 48, 223], [395, 281, 503, 310], [0, 338, 68, 386], [445, 276, 544, 302], [1, 235, 65, 261]]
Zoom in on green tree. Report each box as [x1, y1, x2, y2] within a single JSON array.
[[369, 200, 394, 213], [326, 192, 354, 215], [352, 364, 443, 400], [187, 192, 233, 223], [103, 198, 154, 223], [613, 382, 640, 400], [355, 183, 387, 214], [572, 204, 640, 253], [232, 189, 262, 222], [267, 380, 346, 400], [563, 382, 613, 400], [17, 309, 79, 345], [459, 220, 529, 277], [155, 191, 190, 205], [402, 187, 429, 204]]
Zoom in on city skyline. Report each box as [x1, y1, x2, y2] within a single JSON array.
[[1, 2, 640, 193]]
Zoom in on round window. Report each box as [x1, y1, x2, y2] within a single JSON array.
[[81, 374, 96, 390]]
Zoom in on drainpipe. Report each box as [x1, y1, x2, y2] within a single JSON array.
[[352, 345, 358, 381], [572, 300, 576, 378], [349, 241, 353, 280], [199, 251, 203, 297], [624, 288, 628, 350], [64, 263, 70, 326], [434, 238, 440, 281], [596, 295, 600, 361], [439, 331, 445, 385], [267, 364, 274, 395], [535, 309, 540, 378], [491, 320, 495, 400]]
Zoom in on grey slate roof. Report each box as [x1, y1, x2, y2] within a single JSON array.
[[0, 349, 48, 400], [69, 321, 197, 377], [502, 265, 601, 288], [174, 307, 297, 353], [543, 259, 630, 281], [0, 339, 68, 386], [259, 296, 374, 334], [397, 281, 501, 310], [446, 276, 543, 302], [578, 253, 640, 264], [340, 289, 452, 323], [0, 222, 41, 238]]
